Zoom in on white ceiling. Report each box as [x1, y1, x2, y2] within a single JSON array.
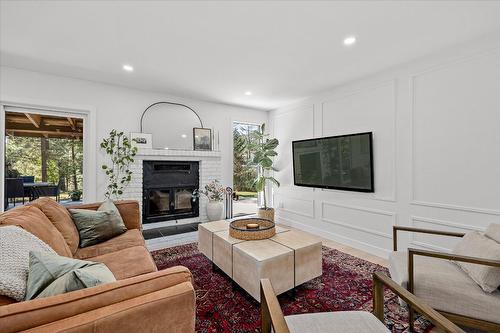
[[1, 1, 500, 110]]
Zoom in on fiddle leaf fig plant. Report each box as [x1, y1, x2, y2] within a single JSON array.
[[248, 123, 280, 209], [100, 130, 138, 199]]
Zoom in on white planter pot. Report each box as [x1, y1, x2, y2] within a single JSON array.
[[206, 201, 223, 221]]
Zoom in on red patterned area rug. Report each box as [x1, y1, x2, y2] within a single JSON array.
[[152, 243, 433, 333]]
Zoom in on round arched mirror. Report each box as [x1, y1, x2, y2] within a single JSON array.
[[140, 102, 203, 150]]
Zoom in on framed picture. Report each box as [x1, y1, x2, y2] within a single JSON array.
[[193, 127, 212, 151], [130, 132, 152, 149]]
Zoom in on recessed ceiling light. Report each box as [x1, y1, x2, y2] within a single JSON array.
[[343, 36, 356, 46], [244, 91, 253, 96], [122, 64, 134, 72], [181, 134, 187, 138]]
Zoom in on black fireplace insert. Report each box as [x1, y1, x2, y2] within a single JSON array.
[[143, 161, 199, 223]]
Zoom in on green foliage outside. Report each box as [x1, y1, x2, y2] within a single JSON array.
[[233, 123, 259, 195], [5, 136, 83, 197], [246, 123, 280, 209]]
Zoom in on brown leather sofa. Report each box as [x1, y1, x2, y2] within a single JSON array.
[[0, 198, 196, 333]]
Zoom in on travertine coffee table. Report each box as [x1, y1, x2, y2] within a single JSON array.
[[198, 220, 322, 301]]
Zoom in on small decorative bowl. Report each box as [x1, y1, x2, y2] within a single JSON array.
[[229, 218, 276, 240]]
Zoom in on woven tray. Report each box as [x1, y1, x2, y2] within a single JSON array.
[[229, 218, 276, 240]]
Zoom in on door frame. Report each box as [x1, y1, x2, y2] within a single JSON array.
[[1, 96, 97, 211]]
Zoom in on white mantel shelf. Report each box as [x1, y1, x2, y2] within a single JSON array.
[[136, 148, 221, 158]]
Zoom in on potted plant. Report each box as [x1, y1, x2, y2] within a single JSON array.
[[249, 123, 280, 221], [199, 180, 226, 221], [100, 130, 138, 199], [69, 189, 83, 201]]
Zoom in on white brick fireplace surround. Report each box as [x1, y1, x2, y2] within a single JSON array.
[[122, 148, 222, 231]]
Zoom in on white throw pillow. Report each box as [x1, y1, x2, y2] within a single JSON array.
[[485, 223, 500, 244], [0, 226, 57, 301], [453, 231, 500, 293]]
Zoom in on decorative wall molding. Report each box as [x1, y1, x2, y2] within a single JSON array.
[[409, 216, 482, 250], [275, 194, 315, 219], [320, 201, 396, 239], [277, 215, 390, 258], [409, 48, 500, 216], [319, 79, 397, 203]]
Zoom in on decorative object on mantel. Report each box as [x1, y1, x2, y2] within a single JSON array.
[[140, 101, 205, 150], [193, 127, 212, 151], [199, 180, 226, 221], [229, 218, 276, 240], [248, 123, 280, 222], [100, 130, 138, 199], [130, 132, 152, 149]]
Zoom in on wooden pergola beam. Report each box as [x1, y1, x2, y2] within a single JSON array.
[[24, 113, 41, 128], [7, 129, 83, 138], [67, 117, 76, 130]]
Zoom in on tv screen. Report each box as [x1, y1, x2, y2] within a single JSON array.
[[292, 132, 374, 192]]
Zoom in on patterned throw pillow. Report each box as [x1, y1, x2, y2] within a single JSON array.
[[0, 226, 57, 301], [25, 251, 116, 300], [69, 200, 127, 248]]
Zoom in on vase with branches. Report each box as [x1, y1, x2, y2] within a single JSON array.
[[100, 130, 138, 199], [248, 123, 280, 221]]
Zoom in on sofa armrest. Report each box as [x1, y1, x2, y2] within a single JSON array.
[[0, 266, 192, 333], [393, 226, 465, 251], [66, 200, 141, 230], [21, 282, 195, 333]]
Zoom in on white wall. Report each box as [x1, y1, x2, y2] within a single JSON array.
[[0, 66, 268, 202], [269, 36, 500, 258]]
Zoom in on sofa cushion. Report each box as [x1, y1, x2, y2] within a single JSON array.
[[25, 251, 115, 300], [66, 200, 141, 230], [28, 198, 80, 255], [74, 229, 145, 259], [0, 206, 72, 257], [0, 226, 57, 301], [485, 223, 500, 243], [453, 231, 500, 292], [389, 251, 500, 324], [284, 311, 389, 333], [69, 202, 127, 248], [89, 246, 157, 280]]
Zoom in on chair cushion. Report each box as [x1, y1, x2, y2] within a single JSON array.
[[28, 198, 80, 255], [284, 311, 389, 333], [74, 229, 145, 259], [88, 246, 157, 280], [485, 223, 500, 243], [389, 251, 500, 324], [0, 226, 57, 301], [0, 205, 72, 257], [25, 251, 115, 300], [452, 231, 500, 292]]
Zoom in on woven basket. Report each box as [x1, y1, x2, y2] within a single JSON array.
[[229, 218, 276, 240]]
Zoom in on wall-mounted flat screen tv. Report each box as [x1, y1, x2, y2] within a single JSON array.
[[292, 132, 374, 192]]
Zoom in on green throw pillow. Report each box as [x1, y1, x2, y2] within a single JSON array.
[[70, 199, 127, 247], [25, 251, 116, 300]]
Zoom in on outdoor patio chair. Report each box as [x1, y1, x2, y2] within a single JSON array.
[[260, 273, 465, 333], [20, 175, 35, 183], [5, 178, 25, 207]]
